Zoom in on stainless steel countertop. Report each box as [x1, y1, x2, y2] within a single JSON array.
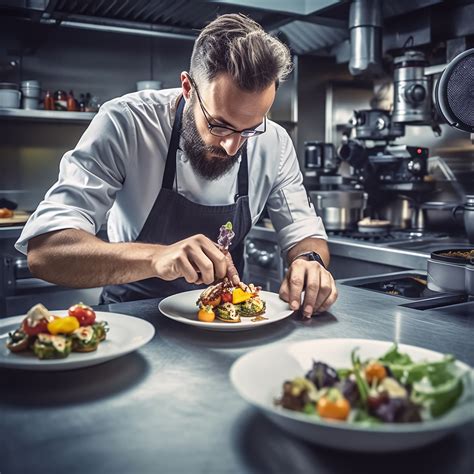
[[1, 285, 473, 474]]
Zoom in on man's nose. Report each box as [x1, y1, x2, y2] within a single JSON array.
[[220, 134, 245, 157]]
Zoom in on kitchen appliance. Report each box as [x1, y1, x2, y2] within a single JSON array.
[[341, 270, 473, 311], [348, 0, 382, 76], [303, 141, 341, 189], [453, 195, 474, 244], [377, 195, 412, 229], [427, 249, 474, 295], [338, 110, 430, 189], [309, 190, 367, 231], [435, 48, 474, 141], [392, 50, 433, 125]]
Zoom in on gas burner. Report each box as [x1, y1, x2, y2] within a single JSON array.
[[328, 230, 449, 244]]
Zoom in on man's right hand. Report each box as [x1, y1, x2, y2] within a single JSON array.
[[152, 234, 240, 286]]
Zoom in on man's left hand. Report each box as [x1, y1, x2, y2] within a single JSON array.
[[279, 258, 338, 318]]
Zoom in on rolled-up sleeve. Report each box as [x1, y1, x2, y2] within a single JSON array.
[[15, 99, 134, 255], [266, 130, 327, 257]]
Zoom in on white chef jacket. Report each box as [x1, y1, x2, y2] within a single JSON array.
[[16, 88, 327, 256]]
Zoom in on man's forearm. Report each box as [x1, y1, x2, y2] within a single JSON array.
[[27, 229, 159, 288], [286, 237, 330, 268]]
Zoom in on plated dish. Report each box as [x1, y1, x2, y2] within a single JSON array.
[[196, 278, 266, 323], [230, 338, 474, 452], [159, 289, 292, 332], [6, 303, 108, 359], [0, 306, 155, 371]]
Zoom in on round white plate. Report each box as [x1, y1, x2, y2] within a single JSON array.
[[159, 290, 292, 331], [230, 338, 474, 452], [0, 311, 155, 371]]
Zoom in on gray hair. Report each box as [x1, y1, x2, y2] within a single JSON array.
[[190, 13, 292, 91]]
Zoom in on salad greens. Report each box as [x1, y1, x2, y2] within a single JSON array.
[[276, 344, 470, 425]]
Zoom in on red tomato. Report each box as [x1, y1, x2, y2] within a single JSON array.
[[68, 302, 96, 326], [21, 318, 49, 336], [221, 292, 232, 303]]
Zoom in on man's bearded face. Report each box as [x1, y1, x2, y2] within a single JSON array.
[[180, 95, 243, 181]]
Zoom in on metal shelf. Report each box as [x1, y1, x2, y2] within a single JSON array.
[[0, 108, 96, 124]]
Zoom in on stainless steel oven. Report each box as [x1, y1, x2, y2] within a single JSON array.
[[0, 239, 101, 317], [244, 226, 286, 292]]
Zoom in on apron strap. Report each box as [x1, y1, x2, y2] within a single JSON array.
[[235, 144, 249, 202], [162, 96, 185, 190]]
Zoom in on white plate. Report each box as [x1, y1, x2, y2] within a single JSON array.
[[230, 338, 474, 452], [159, 290, 292, 331], [0, 311, 155, 371]]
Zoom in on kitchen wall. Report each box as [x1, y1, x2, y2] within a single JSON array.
[[0, 18, 195, 210]]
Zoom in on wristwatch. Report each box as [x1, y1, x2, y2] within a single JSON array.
[[292, 251, 326, 269]]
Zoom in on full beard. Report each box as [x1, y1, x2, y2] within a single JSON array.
[[180, 99, 243, 181]]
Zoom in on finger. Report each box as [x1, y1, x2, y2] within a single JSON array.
[[199, 239, 227, 280], [279, 277, 290, 302], [318, 280, 338, 313], [188, 247, 217, 285], [224, 251, 240, 285], [178, 256, 201, 284], [301, 268, 321, 318], [287, 261, 306, 311], [312, 270, 333, 313]]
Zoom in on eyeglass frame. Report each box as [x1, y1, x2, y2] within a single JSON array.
[[184, 72, 267, 138]]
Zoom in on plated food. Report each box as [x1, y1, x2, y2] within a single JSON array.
[[6, 302, 108, 360], [230, 338, 474, 452], [196, 278, 266, 323], [275, 344, 466, 425]]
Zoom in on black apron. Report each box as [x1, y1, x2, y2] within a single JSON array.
[[101, 97, 252, 304]]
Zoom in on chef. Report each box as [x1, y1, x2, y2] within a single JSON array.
[[16, 13, 338, 318]]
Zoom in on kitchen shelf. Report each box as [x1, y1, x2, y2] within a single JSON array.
[[0, 108, 96, 124]]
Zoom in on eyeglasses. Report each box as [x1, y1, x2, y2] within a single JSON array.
[[185, 73, 267, 138]]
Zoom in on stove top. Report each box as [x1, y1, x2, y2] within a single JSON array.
[[328, 230, 449, 244]]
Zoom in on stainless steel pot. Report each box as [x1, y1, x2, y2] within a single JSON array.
[[309, 190, 367, 231], [427, 249, 474, 294], [453, 196, 474, 244], [378, 196, 412, 229]]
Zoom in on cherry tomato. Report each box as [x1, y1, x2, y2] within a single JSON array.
[[68, 302, 96, 326], [365, 362, 387, 383], [21, 318, 49, 336], [206, 296, 221, 307], [317, 389, 351, 421], [221, 292, 232, 303], [198, 305, 215, 323]]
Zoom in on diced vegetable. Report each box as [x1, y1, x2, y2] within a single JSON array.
[[365, 362, 387, 383], [232, 288, 253, 305], [317, 388, 350, 421], [47, 316, 80, 335], [198, 305, 216, 323], [216, 302, 240, 323], [306, 361, 340, 389]]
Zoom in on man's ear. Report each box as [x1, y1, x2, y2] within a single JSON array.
[[181, 72, 192, 101]]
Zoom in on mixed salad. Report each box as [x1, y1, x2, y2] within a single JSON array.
[[6, 303, 109, 360], [275, 345, 469, 425], [196, 278, 266, 323]]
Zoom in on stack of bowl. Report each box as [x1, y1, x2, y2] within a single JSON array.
[[0, 83, 21, 108]]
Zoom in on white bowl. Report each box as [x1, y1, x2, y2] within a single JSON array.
[[0, 89, 21, 108], [230, 338, 474, 452]]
